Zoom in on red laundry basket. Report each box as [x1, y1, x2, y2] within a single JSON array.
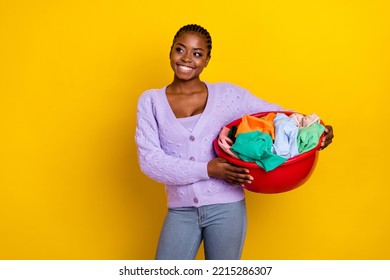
[[213, 111, 325, 194]]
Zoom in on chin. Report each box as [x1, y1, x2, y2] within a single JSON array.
[[175, 73, 197, 81]]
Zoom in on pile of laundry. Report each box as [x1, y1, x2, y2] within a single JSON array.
[[218, 112, 325, 172]]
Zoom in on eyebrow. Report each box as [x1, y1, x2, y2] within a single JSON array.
[[175, 43, 205, 52]]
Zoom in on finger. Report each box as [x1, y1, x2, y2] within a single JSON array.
[[322, 133, 334, 144], [325, 125, 334, 137], [225, 164, 250, 174], [226, 171, 254, 183], [230, 175, 254, 183], [321, 137, 333, 149], [321, 127, 334, 146]]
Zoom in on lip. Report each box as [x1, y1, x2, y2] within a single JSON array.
[[177, 64, 195, 73]]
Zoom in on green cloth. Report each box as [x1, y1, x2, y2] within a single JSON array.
[[228, 125, 238, 142], [297, 123, 325, 153], [231, 131, 288, 172]]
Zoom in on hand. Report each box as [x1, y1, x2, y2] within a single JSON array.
[[321, 125, 334, 149], [207, 157, 253, 186]]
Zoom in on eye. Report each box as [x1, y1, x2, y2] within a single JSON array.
[[175, 47, 184, 53], [193, 52, 203, 57]]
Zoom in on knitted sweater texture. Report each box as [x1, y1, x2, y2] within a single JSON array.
[[135, 82, 284, 208]]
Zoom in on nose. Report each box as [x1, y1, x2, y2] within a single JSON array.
[[181, 54, 192, 62]]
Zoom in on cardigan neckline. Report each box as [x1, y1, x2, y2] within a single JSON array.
[[160, 82, 215, 136]]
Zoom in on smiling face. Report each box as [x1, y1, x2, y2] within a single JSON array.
[[170, 31, 210, 82]]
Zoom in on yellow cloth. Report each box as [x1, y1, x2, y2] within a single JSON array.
[[235, 113, 276, 140]]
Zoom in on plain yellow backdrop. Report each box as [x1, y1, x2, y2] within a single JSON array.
[[0, 0, 389, 260]]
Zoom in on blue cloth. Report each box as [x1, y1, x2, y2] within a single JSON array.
[[272, 113, 300, 158], [231, 131, 288, 172]]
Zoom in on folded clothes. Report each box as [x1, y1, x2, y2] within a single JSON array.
[[272, 113, 300, 158], [231, 130, 288, 172], [297, 123, 325, 153], [290, 112, 320, 128], [235, 113, 276, 140]]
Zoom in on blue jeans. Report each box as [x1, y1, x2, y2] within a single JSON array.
[[155, 199, 247, 260]]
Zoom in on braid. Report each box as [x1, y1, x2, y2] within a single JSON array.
[[170, 24, 212, 57]]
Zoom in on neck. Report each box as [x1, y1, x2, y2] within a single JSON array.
[[168, 77, 205, 94]]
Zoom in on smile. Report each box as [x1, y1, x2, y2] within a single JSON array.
[[178, 65, 194, 73]]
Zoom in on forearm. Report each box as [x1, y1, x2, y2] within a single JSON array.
[[137, 146, 209, 185], [135, 111, 210, 185]]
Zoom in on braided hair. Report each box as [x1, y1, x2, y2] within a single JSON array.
[[170, 24, 212, 57]]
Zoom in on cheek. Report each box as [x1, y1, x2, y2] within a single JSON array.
[[197, 59, 209, 68], [169, 55, 177, 67], [170, 52, 181, 64]]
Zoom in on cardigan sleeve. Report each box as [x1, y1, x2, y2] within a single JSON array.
[[241, 87, 286, 115], [135, 93, 210, 186]]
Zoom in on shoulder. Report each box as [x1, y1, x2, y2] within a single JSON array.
[[137, 87, 165, 114], [206, 81, 248, 94], [138, 87, 163, 103], [206, 82, 251, 101]]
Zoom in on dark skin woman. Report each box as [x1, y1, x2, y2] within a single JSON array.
[[136, 24, 334, 260]]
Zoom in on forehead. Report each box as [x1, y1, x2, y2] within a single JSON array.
[[174, 31, 207, 48]]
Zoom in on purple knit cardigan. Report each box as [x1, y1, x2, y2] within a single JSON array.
[[135, 82, 283, 208]]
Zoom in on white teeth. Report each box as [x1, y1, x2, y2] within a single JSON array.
[[178, 65, 193, 72]]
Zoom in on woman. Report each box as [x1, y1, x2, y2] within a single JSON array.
[[135, 24, 334, 260]]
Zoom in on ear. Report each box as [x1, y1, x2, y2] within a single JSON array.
[[205, 55, 211, 67]]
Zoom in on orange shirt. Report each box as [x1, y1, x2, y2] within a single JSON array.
[[235, 113, 276, 140]]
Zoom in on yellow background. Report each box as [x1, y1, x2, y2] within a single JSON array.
[[1, 0, 389, 260]]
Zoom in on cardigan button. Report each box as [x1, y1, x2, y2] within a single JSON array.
[[189, 157, 195, 161], [189, 135, 195, 141], [193, 198, 199, 203]]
